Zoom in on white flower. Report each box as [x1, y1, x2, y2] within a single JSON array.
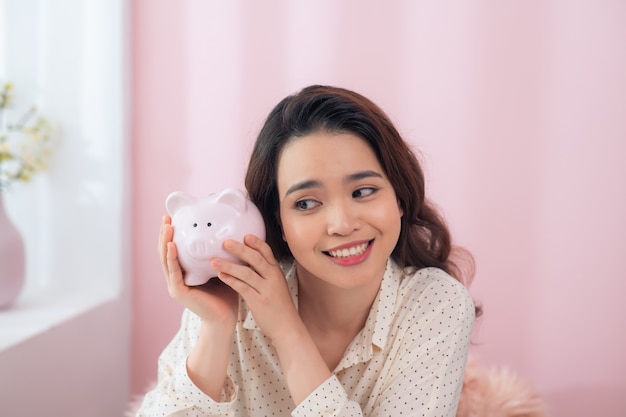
[[0, 82, 55, 191]]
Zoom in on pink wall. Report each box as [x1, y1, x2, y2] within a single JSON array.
[[131, 2, 626, 415]]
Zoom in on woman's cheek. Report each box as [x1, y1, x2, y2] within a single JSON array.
[[281, 214, 317, 247]]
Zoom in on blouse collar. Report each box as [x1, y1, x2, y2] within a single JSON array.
[[243, 258, 404, 365]]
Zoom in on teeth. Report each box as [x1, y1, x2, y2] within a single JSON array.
[[329, 242, 369, 259]]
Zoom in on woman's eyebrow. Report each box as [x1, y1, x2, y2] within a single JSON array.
[[285, 170, 383, 197], [285, 179, 322, 197], [346, 170, 383, 182]]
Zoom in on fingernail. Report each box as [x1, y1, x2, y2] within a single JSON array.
[[211, 259, 222, 268]]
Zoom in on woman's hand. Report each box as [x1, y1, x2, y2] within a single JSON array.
[[211, 234, 301, 343], [158, 215, 239, 325]]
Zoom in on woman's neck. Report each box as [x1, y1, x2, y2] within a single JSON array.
[[295, 264, 381, 335]]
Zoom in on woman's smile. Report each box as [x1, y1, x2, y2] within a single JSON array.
[[324, 239, 374, 266], [325, 239, 372, 259]]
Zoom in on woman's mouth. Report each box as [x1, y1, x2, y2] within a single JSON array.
[[324, 240, 374, 266], [325, 240, 373, 259]]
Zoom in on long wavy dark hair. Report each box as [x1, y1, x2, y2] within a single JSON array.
[[245, 85, 477, 299]]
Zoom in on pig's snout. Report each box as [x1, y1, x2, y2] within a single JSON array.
[[185, 239, 217, 259]]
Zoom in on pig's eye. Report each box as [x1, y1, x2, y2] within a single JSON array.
[[193, 223, 198, 227], [207, 223, 212, 227]]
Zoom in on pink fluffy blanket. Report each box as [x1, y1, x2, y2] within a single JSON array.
[[456, 358, 549, 417]]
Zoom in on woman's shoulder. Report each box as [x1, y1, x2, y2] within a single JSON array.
[[397, 265, 475, 317], [399, 265, 466, 290]]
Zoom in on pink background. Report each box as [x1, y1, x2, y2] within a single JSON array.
[[130, 2, 626, 416]]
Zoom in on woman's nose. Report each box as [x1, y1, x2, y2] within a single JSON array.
[[326, 202, 360, 236]]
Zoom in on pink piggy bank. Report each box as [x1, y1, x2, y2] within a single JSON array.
[[166, 188, 266, 286]]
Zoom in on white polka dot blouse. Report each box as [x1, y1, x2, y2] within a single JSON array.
[[136, 259, 475, 416]]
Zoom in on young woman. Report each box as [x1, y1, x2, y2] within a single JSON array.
[[138, 85, 477, 416]]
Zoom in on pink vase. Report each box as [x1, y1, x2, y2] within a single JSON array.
[[0, 193, 25, 309]]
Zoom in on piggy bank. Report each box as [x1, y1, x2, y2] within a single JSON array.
[[166, 188, 266, 286]]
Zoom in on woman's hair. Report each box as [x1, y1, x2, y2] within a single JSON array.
[[245, 85, 476, 292]]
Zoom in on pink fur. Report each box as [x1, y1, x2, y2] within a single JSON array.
[[456, 359, 549, 417]]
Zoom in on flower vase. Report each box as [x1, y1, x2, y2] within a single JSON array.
[[0, 192, 25, 309]]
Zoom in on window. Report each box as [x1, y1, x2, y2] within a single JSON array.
[[0, 0, 128, 351]]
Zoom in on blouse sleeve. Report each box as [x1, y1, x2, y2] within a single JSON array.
[[292, 271, 475, 417], [135, 309, 238, 417], [291, 375, 362, 417]]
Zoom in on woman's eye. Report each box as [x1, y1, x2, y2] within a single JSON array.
[[353, 187, 377, 198], [295, 199, 319, 211]]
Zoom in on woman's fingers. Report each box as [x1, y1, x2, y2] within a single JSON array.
[[212, 236, 283, 299], [224, 235, 279, 278], [165, 241, 186, 298], [244, 234, 279, 267], [216, 271, 259, 300], [158, 215, 173, 275], [157, 214, 187, 298]]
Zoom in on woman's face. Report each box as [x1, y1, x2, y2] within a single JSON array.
[[276, 132, 403, 291]]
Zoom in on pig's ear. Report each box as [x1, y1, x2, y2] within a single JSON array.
[[216, 188, 247, 213], [166, 191, 196, 215]]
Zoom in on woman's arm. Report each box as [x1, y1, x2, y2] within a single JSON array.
[[135, 310, 238, 416], [212, 235, 333, 406], [134, 216, 242, 416], [270, 316, 334, 405], [186, 315, 237, 401], [159, 216, 239, 400]]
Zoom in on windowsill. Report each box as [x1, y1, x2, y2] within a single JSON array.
[[0, 286, 119, 352]]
